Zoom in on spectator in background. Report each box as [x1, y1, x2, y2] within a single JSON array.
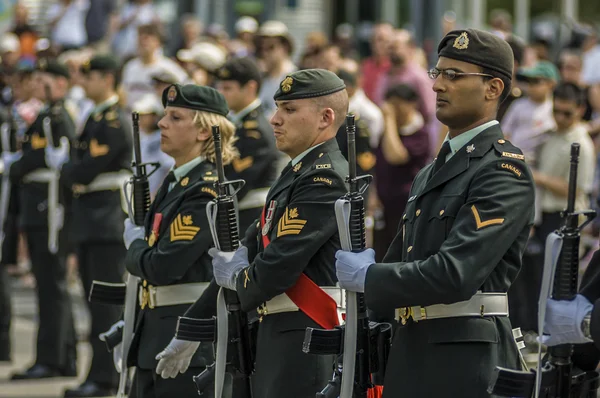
[[0, 34, 21, 72], [120, 24, 188, 111], [498, 34, 526, 122], [112, 0, 159, 60], [10, 2, 37, 62], [46, 0, 89, 52], [337, 62, 383, 149], [173, 14, 203, 55], [304, 31, 329, 54], [151, 69, 181, 99], [489, 9, 513, 40], [530, 36, 552, 62], [176, 41, 226, 86], [360, 22, 393, 101], [84, 0, 117, 52], [58, 50, 94, 132], [334, 23, 358, 61], [230, 16, 258, 57], [320, 44, 342, 72], [370, 84, 430, 262], [132, 94, 174, 198], [580, 25, 600, 86], [501, 61, 560, 165], [256, 21, 297, 118]]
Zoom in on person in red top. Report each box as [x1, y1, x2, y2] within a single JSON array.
[[360, 22, 393, 101]]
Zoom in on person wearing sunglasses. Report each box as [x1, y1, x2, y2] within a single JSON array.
[[335, 28, 535, 398]]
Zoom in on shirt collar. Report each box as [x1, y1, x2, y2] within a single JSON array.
[[228, 98, 262, 126], [291, 142, 325, 166], [92, 95, 119, 116], [444, 120, 499, 161], [171, 156, 204, 183]]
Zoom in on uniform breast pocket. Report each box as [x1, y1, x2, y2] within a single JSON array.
[[427, 195, 465, 241]]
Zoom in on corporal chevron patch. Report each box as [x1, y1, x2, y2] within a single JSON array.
[[276, 207, 307, 237], [170, 214, 200, 242]]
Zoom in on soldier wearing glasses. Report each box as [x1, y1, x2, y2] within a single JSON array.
[[335, 29, 535, 398]]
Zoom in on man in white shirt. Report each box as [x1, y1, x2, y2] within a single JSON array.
[[47, 0, 89, 51], [120, 24, 188, 112]]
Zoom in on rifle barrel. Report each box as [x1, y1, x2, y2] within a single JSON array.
[[132, 112, 143, 176], [346, 114, 357, 192], [566, 143, 579, 215], [211, 125, 227, 195]]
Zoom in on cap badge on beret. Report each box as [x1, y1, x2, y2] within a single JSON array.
[[453, 32, 469, 50], [281, 76, 294, 93], [167, 86, 177, 102], [219, 68, 230, 79], [81, 59, 91, 72]]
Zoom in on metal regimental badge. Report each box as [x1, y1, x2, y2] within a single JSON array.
[[281, 76, 293, 93], [466, 144, 475, 153], [453, 32, 469, 50], [167, 86, 177, 102]]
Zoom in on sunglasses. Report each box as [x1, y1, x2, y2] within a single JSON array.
[[428, 68, 494, 80], [553, 108, 575, 118]]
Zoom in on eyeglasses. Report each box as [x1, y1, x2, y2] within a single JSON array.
[[428, 68, 494, 80], [553, 108, 575, 118]]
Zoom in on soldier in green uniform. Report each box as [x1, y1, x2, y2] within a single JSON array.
[[335, 29, 536, 398], [122, 84, 238, 397], [216, 57, 279, 232], [8, 59, 77, 380], [45, 55, 133, 397], [207, 69, 349, 397]]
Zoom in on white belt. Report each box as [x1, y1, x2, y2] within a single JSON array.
[[395, 292, 509, 324], [257, 286, 345, 317], [23, 169, 55, 183], [139, 281, 209, 309], [72, 170, 132, 194], [238, 188, 269, 210]]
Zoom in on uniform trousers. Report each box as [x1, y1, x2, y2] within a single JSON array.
[[134, 366, 214, 398], [25, 227, 77, 371], [77, 241, 126, 388]]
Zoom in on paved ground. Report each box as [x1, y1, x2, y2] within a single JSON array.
[[0, 277, 101, 398]]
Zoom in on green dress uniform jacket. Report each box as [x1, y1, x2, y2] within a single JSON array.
[[125, 161, 218, 371], [235, 138, 348, 398], [9, 101, 75, 228], [61, 103, 132, 243], [364, 125, 535, 398]]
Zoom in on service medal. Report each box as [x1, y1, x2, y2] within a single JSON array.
[[148, 213, 163, 246], [262, 200, 277, 236]]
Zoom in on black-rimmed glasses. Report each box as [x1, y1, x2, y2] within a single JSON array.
[[428, 68, 494, 80]]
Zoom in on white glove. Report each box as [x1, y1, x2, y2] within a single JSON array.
[[209, 246, 249, 291], [44, 136, 69, 170], [112, 342, 123, 373], [123, 219, 144, 249], [155, 338, 201, 379], [539, 294, 593, 346], [1, 151, 22, 173], [335, 248, 376, 293]]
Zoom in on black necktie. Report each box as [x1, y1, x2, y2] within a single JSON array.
[[154, 171, 176, 206], [432, 141, 452, 176]]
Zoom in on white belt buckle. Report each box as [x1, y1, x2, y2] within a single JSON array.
[[148, 286, 157, 309]]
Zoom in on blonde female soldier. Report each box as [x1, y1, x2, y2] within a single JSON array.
[[122, 84, 238, 397]]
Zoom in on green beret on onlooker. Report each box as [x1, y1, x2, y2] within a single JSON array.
[[35, 58, 70, 79], [273, 68, 346, 101], [437, 28, 514, 81], [81, 55, 120, 74], [161, 84, 229, 116], [517, 61, 560, 82]]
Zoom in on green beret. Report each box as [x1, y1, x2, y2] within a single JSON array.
[[35, 58, 70, 79], [217, 57, 262, 86], [517, 61, 560, 82], [161, 84, 229, 116], [273, 69, 346, 101], [81, 55, 120, 74], [438, 29, 514, 81]]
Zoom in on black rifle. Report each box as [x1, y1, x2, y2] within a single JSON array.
[[193, 125, 253, 397], [489, 143, 599, 398], [303, 114, 391, 398]]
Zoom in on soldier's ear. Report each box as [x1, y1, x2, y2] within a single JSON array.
[[485, 77, 504, 102], [197, 127, 211, 142], [318, 107, 335, 130]]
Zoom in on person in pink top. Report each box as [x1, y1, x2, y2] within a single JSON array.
[[360, 22, 393, 101]]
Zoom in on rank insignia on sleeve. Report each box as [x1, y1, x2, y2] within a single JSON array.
[[277, 207, 307, 237], [170, 214, 200, 242], [471, 205, 504, 230], [201, 187, 218, 197], [233, 156, 254, 173], [89, 138, 109, 157], [181, 177, 189, 187]]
